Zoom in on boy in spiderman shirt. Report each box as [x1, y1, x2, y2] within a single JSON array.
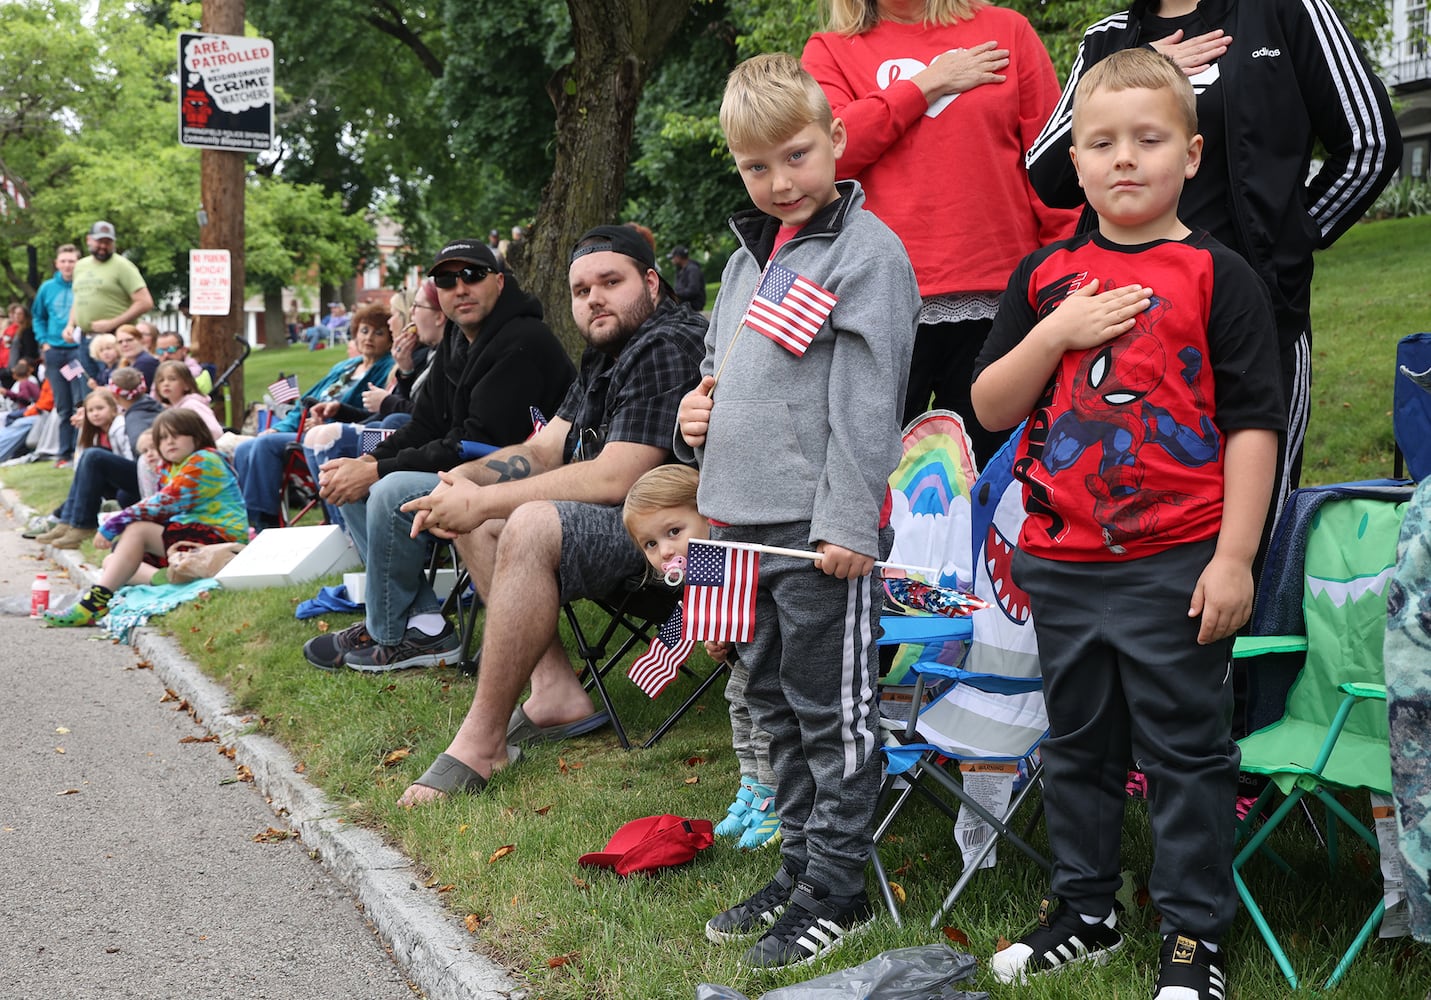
[[971, 49, 1283, 1000]]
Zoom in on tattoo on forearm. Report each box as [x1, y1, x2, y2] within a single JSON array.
[[486, 454, 531, 482]]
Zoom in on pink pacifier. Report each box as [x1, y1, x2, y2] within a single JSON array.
[[662, 555, 687, 587]]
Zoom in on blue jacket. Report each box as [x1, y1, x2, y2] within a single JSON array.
[[32, 273, 74, 348], [273, 353, 395, 433]]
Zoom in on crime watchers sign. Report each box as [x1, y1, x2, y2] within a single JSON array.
[[178, 33, 274, 152]]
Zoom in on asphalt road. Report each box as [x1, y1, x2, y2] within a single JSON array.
[[0, 508, 416, 1000]]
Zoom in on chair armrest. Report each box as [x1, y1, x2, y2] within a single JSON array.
[[1338, 681, 1387, 701], [1232, 634, 1308, 658]]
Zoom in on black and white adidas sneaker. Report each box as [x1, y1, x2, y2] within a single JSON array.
[[739, 875, 873, 971], [989, 897, 1124, 984], [1153, 933, 1226, 1000]]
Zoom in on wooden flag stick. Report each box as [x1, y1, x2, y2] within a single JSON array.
[[698, 537, 939, 578]]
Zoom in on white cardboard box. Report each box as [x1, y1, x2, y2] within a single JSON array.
[[343, 568, 458, 605], [216, 525, 363, 590]]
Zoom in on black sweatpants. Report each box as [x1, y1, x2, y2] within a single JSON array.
[[1013, 538, 1240, 941]]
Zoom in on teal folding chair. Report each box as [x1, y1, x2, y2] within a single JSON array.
[[1233, 483, 1412, 989]]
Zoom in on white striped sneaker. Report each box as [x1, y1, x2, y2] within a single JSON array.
[[739, 876, 872, 971], [1153, 934, 1226, 1000], [990, 897, 1123, 984]]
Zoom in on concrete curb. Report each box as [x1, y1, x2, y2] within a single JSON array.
[[4, 489, 523, 1000]]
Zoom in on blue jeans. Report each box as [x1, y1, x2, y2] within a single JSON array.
[[232, 432, 296, 522], [44, 344, 88, 460], [0, 415, 36, 461], [60, 448, 139, 528], [343, 471, 441, 645], [303, 413, 414, 531]]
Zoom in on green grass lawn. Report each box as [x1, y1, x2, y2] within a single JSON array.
[[7, 216, 1430, 999]]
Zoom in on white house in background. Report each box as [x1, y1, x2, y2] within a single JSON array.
[[1387, 0, 1431, 180]]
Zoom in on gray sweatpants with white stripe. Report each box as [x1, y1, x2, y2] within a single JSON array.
[[717, 521, 888, 898]]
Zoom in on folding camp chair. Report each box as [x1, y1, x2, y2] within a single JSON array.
[[1233, 482, 1413, 990], [563, 575, 730, 751], [278, 405, 326, 527], [870, 424, 1050, 928]]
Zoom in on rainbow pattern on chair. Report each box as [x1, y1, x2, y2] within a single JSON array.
[[884, 410, 978, 681]]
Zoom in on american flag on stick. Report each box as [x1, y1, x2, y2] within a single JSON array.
[[628, 604, 695, 698], [682, 540, 759, 644], [267, 373, 300, 404], [60, 359, 86, 382], [739, 263, 837, 357]]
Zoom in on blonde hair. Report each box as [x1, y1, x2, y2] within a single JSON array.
[[721, 53, 832, 152], [87, 332, 118, 361], [824, 0, 987, 35], [1074, 49, 1198, 138], [622, 465, 701, 536]]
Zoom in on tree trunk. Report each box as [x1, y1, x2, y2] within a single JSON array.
[[262, 287, 285, 348], [526, 0, 693, 359]]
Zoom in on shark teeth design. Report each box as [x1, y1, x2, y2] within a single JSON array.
[[985, 522, 1031, 625], [1306, 566, 1394, 608]]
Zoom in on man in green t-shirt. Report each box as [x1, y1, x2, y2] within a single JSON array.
[[63, 221, 154, 338]]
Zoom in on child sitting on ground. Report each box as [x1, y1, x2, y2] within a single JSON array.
[[675, 53, 918, 970], [3, 359, 41, 408], [43, 408, 247, 627], [971, 50, 1284, 1000], [622, 465, 780, 851]]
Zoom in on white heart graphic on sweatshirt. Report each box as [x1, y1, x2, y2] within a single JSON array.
[[877, 55, 963, 118]]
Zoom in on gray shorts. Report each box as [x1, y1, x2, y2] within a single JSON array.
[[553, 501, 648, 604]]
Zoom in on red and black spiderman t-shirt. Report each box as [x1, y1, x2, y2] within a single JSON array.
[[976, 230, 1285, 562]]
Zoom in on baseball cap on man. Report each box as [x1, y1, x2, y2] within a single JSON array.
[[427, 239, 500, 275], [90, 221, 117, 241], [570, 224, 658, 272], [577, 814, 714, 876], [668, 246, 690, 260]]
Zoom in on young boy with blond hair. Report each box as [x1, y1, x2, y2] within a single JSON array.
[[972, 49, 1284, 999], [675, 52, 918, 971]]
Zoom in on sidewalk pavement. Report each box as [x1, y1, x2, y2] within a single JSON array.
[[0, 490, 522, 1000]]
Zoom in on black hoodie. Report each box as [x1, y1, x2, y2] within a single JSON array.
[[372, 272, 575, 476]]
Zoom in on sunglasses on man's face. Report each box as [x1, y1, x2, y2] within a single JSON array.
[[156, 344, 179, 355], [432, 265, 493, 290]]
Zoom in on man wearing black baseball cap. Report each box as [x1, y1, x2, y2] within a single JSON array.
[[302, 236, 574, 673], [395, 224, 709, 803]]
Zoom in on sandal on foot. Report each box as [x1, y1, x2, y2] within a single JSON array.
[[506, 704, 611, 746], [410, 746, 522, 798]]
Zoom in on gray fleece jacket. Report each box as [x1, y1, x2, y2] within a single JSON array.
[[674, 180, 918, 557]]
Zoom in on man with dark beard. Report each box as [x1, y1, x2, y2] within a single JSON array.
[[395, 225, 707, 803]]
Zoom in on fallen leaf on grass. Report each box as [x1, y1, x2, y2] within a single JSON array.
[[253, 827, 291, 843], [488, 844, 515, 864], [435, 884, 455, 894], [941, 925, 968, 946], [547, 952, 578, 968], [380, 747, 413, 767], [57, 788, 80, 796], [293, 762, 305, 774], [458, 824, 468, 834], [572, 876, 589, 890], [464, 914, 481, 934], [684, 755, 707, 766], [684, 776, 699, 785], [993, 935, 1011, 952], [533, 805, 552, 816], [888, 881, 906, 905], [203, 636, 215, 651], [316, 620, 331, 633]]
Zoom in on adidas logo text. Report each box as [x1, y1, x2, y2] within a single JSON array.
[[1251, 47, 1281, 58]]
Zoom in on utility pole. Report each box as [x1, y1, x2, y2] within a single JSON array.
[[196, 0, 247, 428]]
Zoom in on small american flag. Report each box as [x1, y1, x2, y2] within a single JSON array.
[[682, 540, 759, 644], [530, 406, 547, 436], [628, 604, 695, 698], [267, 373, 300, 404], [740, 263, 838, 357], [60, 359, 86, 382], [359, 427, 396, 454]]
